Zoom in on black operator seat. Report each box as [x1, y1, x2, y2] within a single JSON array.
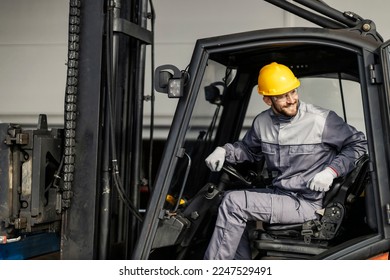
[[253, 154, 370, 258]]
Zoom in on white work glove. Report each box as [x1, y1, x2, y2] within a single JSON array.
[[205, 147, 226, 172], [307, 167, 337, 192]]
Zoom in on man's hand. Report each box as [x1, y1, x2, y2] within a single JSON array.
[[307, 167, 337, 192], [205, 147, 226, 172]]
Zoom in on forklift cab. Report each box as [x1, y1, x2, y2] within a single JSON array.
[[133, 14, 390, 259]]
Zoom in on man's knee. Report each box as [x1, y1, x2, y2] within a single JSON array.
[[221, 190, 246, 209], [217, 191, 248, 226]]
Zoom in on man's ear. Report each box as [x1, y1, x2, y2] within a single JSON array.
[[263, 96, 273, 106]]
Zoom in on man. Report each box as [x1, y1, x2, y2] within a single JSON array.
[[203, 62, 367, 260]]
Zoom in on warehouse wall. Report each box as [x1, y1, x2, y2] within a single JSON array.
[[0, 0, 388, 137], [0, 0, 68, 125]]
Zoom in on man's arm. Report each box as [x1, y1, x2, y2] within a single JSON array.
[[323, 111, 368, 177]]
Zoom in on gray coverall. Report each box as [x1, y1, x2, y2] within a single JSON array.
[[204, 101, 367, 260]]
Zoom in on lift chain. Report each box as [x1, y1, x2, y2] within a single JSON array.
[[62, 0, 81, 211]]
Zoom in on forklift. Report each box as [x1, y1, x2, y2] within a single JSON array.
[[0, 0, 389, 260]]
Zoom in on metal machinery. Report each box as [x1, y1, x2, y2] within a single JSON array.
[[0, 116, 63, 259], [1, 0, 390, 260]]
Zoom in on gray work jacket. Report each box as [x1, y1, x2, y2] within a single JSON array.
[[224, 101, 367, 202]]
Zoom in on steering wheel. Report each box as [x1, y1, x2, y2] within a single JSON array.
[[222, 162, 253, 186]]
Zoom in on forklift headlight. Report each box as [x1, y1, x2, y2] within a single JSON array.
[[168, 78, 183, 98], [154, 64, 184, 98]]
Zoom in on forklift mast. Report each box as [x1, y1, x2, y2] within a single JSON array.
[[61, 0, 153, 259]]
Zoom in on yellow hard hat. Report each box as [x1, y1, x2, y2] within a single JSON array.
[[257, 62, 300, 96]]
